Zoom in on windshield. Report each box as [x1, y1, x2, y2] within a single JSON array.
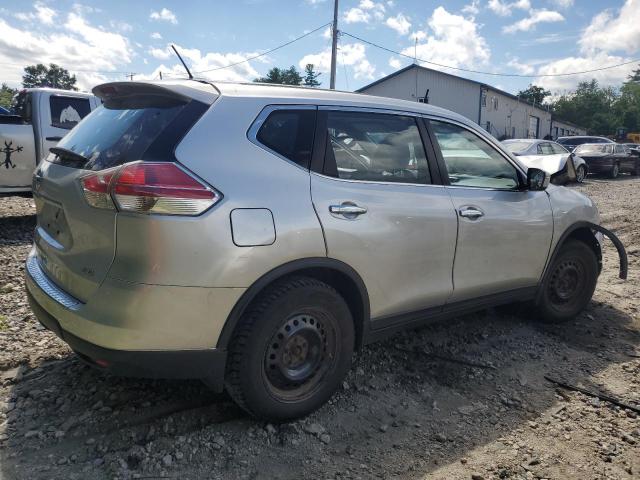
[[575, 144, 613, 154], [50, 103, 186, 170], [503, 141, 532, 154]]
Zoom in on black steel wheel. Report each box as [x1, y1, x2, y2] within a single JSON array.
[[536, 240, 599, 323], [224, 276, 354, 421]]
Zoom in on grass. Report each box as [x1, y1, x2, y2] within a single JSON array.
[[0, 315, 7, 331]]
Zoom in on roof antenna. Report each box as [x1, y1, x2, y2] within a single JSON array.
[[171, 44, 193, 80]]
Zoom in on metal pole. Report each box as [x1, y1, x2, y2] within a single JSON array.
[[330, 0, 339, 89]]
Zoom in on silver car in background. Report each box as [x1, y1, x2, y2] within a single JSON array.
[[502, 138, 588, 183], [25, 80, 627, 420]]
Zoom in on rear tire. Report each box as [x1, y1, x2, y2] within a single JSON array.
[[536, 240, 598, 323], [575, 165, 586, 183], [225, 276, 354, 421], [610, 163, 620, 178]]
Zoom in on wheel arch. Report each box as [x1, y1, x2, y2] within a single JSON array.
[[216, 257, 370, 352], [537, 221, 627, 301]]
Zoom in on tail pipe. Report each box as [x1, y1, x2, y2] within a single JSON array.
[[590, 223, 628, 280]]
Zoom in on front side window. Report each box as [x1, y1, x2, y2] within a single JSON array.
[[256, 109, 316, 168], [431, 120, 520, 190], [49, 96, 92, 130], [324, 111, 431, 184]]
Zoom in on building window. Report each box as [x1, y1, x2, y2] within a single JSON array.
[[491, 96, 499, 110], [485, 120, 491, 132], [511, 127, 516, 138], [481, 90, 487, 107]]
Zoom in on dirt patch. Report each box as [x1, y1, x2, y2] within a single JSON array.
[[1, 178, 639, 480]]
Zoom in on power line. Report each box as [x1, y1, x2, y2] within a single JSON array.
[[340, 30, 640, 78], [191, 22, 331, 74]]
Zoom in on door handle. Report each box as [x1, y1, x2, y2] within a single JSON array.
[[329, 204, 367, 216], [45, 136, 62, 141], [458, 207, 484, 219]]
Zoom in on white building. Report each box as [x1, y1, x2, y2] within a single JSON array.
[[356, 65, 586, 140]]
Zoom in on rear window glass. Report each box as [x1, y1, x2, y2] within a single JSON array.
[[50, 103, 186, 170], [575, 144, 613, 154], [256, 109, 316, 168], [502, 141, 532, 153], [50, 96, 92, 130]]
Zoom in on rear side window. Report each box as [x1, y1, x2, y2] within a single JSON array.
[[324, 111, 431, 184], [49, 96, 91, 130], [256, 109, 316, 168]]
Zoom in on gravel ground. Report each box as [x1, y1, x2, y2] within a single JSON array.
[[0, 177, 639, 480]]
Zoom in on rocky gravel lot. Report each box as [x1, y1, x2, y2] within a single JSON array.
[[1, 177, 639, 480]]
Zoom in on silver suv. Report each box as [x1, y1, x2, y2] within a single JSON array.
[[25, 80, 627, 420]]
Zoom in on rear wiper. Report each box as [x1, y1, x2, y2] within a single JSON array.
[[49, 147, 89, 166]]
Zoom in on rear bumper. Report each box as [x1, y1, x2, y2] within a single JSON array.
[[27, 290, 226, 387], [24, 249, 245, 389]]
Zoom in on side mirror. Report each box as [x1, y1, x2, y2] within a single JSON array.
[[527, 168, 550, 191]]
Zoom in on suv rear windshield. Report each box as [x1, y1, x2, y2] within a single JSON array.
[[49, 99, 203, 170]]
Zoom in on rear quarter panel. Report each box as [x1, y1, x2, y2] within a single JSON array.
[[107, 96, 326, 288]]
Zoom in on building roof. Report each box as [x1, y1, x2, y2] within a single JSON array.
[[356, 64, 585, 131]]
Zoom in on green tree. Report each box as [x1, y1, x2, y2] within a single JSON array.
[[551, 80, 618, 135], [22, 63, 78, 90], [517, 84, 551, 105], [254, 66, 303, 85], [0, 83, 17, 109], [303, 64, 321, 87], [627, 65, 640, 83]]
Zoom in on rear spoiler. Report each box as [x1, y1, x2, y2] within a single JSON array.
[[93, 81, 218, 108]]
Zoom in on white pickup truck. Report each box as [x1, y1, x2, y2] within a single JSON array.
[[1, 88, 100, 194]]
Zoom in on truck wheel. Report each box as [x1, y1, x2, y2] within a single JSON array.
[[575, 165, 586, 183], [610, 163, 620, 179], [225, 276, 354, 421], [536, 240, 598, 323]]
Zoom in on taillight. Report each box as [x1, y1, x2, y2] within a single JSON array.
[[81, 162, 220, 216], [81, 168, 118, 210]]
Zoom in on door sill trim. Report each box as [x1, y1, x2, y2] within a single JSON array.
[[365, 286, 537, 344]]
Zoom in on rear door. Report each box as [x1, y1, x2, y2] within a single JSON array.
[[428, 118, 553, 302], [33, 89, 205, 302], [310, 108, 458, 324]]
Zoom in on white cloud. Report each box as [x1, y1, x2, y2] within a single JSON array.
[[151, 32, 163, 40], [549, 0, 573, 7], [487, 0, 531, 16], [503, 9, 564, 33], [13, 2, 57, 25], [535, 52, 634, 93], [462, 0, 480, 16], [388, 57, 402, 69], [401, 7, 490, 71], [343, 0, 385, 24], [579, 0, 640, 55], [150, 8, 177, 24], [0, 11, 133, 90], [299, 42, 375, 80], [506, 58, 535, 75], [385, 13, 411, 35], [149, 47, 171, 60]]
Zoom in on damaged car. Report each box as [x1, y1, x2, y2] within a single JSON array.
[[502, 139, 587, 184], [25, 80, 628, 420]]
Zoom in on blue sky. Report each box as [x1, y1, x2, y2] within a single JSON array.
[[0, 0, 638, 96]]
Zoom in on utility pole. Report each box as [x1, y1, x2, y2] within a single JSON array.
[[330, 0, 339, 90], [127, 73, 135, 81]]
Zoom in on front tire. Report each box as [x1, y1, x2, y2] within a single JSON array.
[[536, 240, 599, 323], [575, 165, 586, 183], [225, 276, 354, 421]]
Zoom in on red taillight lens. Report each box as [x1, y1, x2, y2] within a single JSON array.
[[81, 168, 118, 210], [111, 162, 220, 215]]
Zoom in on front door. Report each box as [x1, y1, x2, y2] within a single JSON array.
[[428, 119, 554, 302], [311, 109, 458, 323]]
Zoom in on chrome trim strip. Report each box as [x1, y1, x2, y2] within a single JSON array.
[[26, 254, 83, 311], [246, 104, 317, 172]]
